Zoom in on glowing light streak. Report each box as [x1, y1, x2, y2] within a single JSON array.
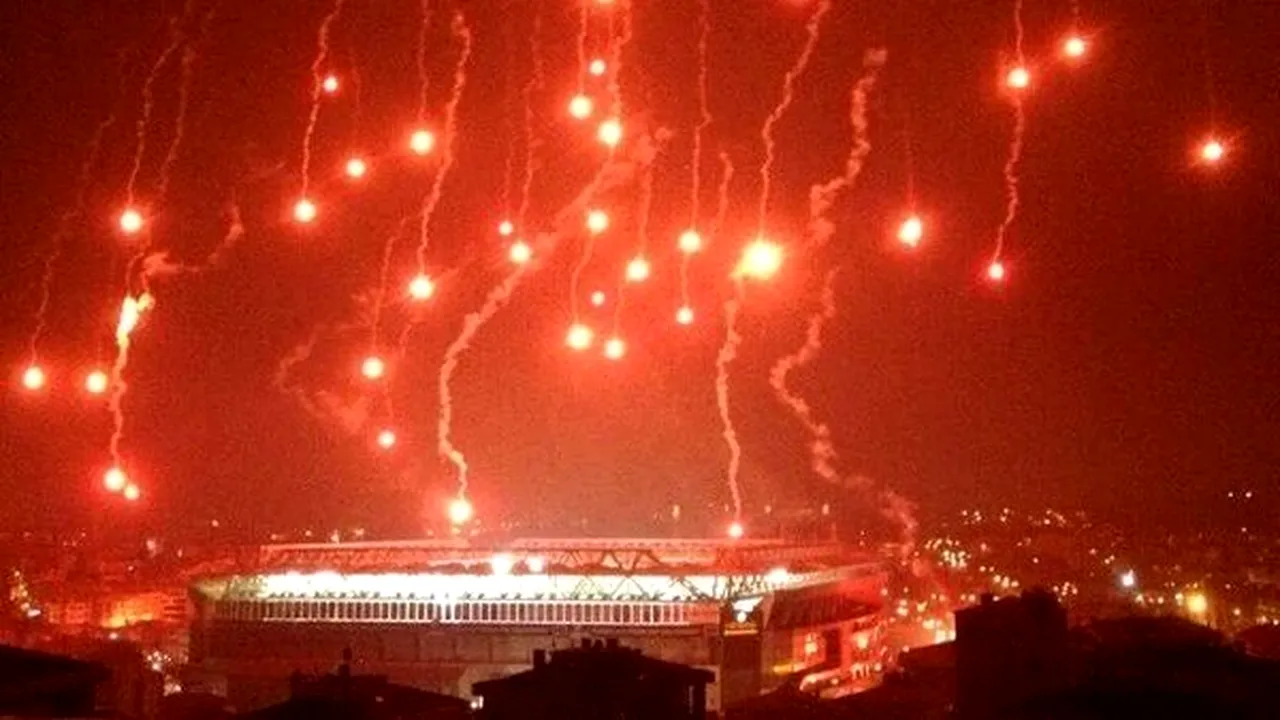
[[716, 292, 744, 522], [516, 2, 544, 228], [992, 0, 1027, 274], [678, 230, 703, 255], [415, 11, 472, 276], [107, 293, 155, 479], [448, 497, 474, 526], [987, 259, 1007, 283], [769, 270, 840, 482], [679, 0, 713, 319], [298, 0, 348, 199], [125, 14, 186, 207], [756, 0, 831, 231], [414, 0, 432, 122], [586, 209, 610, 234], [157, 4, 216, 201]]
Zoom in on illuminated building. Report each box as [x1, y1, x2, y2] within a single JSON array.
[[188, 538, 885, 712]]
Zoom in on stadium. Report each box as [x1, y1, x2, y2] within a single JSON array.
[[186, 537, 888, 712]]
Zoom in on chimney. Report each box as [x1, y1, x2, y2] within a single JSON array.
[[533, 649, 547, 668]]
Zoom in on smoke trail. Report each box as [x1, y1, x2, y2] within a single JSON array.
[[156, 2, 217, 200], [415, 0, 433, 122], [298, 0, 347, 197], [200, 197, 246, 270], [680, 0, 713, 313], [516, 0, 544, 227], [611, 143, 659, 335], [125, 14, 186, 204], [993, 0, 1026, 264], [414, 11, 472, 273], [756, 0, 831, 231], [575, 1, 588, 92], [438, 268, 526, 500], [712, 152, 735, 239], [715, 290, 744, 520], [27, 113, 117, 366]]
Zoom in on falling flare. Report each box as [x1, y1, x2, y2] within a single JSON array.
[[898, 215, 924, 248], [293, 198, 317, 224], [566, 323, 594, 350], [1062, 35, 1087, 60], [344, 157, 367, 179], [408, 274, 435, 301], [597, 118, 623, 148], [586, 209, 610, 234], [987, 259, 1007, 283], [322, 74, 340, 94], [21, 365, 47, 391], [103, 467, 128, 493], [508, 240, 532, 265], [123, 484, 141, 502], [448, 496, 474, 526], [676, 306, 694, 326], [361, 355, 386, 380], [497, 220, 515, 236], [85, 370, 109, 395], [625, 257, 650, 283], [568, 94, 594, 120], [409, 129, 436, 155], [603, 337, 626, 360], [728, 521, 745, 539], [678, 229, 703, 254], [376, 429, 397, 449], [736, 239, 783, 280], [588, 58, 607, 76], [1005, 66, 1031, 90], [119, 208, 144, 235], [716, 296, 745, 522], [1200, 138, 1226, 164]]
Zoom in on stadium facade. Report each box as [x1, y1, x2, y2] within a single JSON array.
[[186, 538, 887, 712]]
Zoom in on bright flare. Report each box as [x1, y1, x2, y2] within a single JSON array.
[[376, 429, 397, 449], [568, 94, 594, 120], [590, 291, 607, 307], [736, 239, 783, 280], [1200, 138, 1226, 164], [84, 370, 109, 395], [103, 467, 128, 493], [728, 521, 745, 539], [509, 240, 532, 265], [1062, 35, 1087, 59], [321, 74, 339, 94], [603, 337, 626, 360], [409, 129, 436, 155], [21, 365, 46, 391], [588, 58, 607, 77], [566, 323, 594, 350], [118, 208, 144, 235], [360, 356, 386, 380], [123, 484, 141, 502], [1185, 592, 1208, 615], [597, 118, 623, 148], [408, 274, 435, 301], [898, 216, 924, 248], [625, 256, 651, 283], [1005, 66, 1031, 90], [678, 229, 703, 254], [586, 209, 610, 234], [498, 220, 515, 236], [293, 198, 317, 224], [987, 259, 1007, 283], [448, 496, 474, 526], [676, 306, 694, 325], [344, 157, 368, 179]]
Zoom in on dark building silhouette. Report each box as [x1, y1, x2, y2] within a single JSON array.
[[238, 649, 470, 720], [954, 589, 1068, 717], [472, 638, 714, 720], [0, 644, 109, 717]]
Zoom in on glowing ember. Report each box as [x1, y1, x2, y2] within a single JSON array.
[[376, 429, 397, 449], [603, 337, 626, 360], [448, 496, 474, 525], [676, 306, 695, 325], [588, 58, 607, 76], [409, 129, 436, 155], [678, 229, 703, 254], [84, 370, 109, 395], [590, 291, 607, 307], [1005, 66, 1031, 90], [20, 365, 46, 391], [118, 208, 144, 235], [987, 260, 1007, 283], [344, 157, 367, 179], [897, 216, 924, 248], [597, 118, 623, 147], [625, 256, 651, 283], [321, 74, 339, 94], [736, 239, 783, 280], [728, 521, 745, 539], [360, 356, 387, 380], [497, 220, 515, 236], [568, 94, 593, 120], [408, 274, 435, 301], [293, 198, 317, 224], [123, 484, 141, 502], [1200, 138, 1226, 163], [566, 323, 594, 350], [103, 467, 128, 493], [586, 209, 610, 234], [508, 240, 532, 265]]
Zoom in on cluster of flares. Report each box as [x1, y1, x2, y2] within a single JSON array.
[[11, 1, 1237, 538]]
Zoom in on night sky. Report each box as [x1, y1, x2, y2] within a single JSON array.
[[1, 0, 1277, 540]]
